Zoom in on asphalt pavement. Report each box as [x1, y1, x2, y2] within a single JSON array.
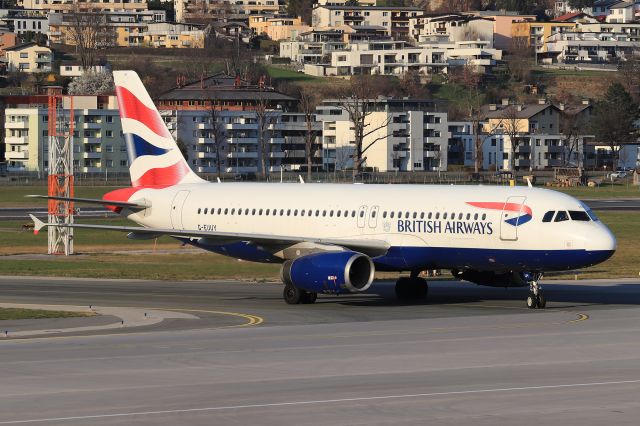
[[1, 276, 640, 425]]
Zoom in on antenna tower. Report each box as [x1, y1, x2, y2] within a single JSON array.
[[47, 87, 74, 255]]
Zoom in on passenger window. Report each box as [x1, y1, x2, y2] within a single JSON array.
[[252, 209, 256, 215], [398, 211, 402, 218], [443, 213, 447, 219], [301, 210, 305, 217], [197, 208, 201, 214], [265, 209, 270, 215], [323, 210, 327, 217], [280, 209, 284, 216], [344, 210, 348, 217], [316, 210, 320, 216], [372, 210, 376, 218], [330, 210, 334, 217], [337, 210, 341, 217], [294, 209, 299, 216], [217, 208, 222, 214], [287, 209, 291, 216], [245, 209, 249, 215], [404, 212, 409, 219], [420, 212, 424, 219], [203, 208, 207, 214], [383, 211, 387, 218], [390, 212, 395, 218], [428, 212, 433, 219], [466, 213, 470, 220], [351, 211, 356, 217], [359, 210, 365, 218], [259, 209, 263, 215], [474, 213, 478, 220], [224, 208, 228, 215], [412, 212, 417, 219], [555, 211, 569, 222], [231, 208, 235, 215], [238, 209, 242, 216], [569, 211, 590, 221], [211, 209, 214, 215], [482, 214, 486, 220], [435, 212, 440, 219], [542, 211, 554, 222]]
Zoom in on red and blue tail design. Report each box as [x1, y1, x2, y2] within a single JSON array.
[[113, 71, 202, 188], [466, 202, 533, 226]]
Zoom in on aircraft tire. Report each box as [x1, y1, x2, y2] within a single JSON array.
[[537, 293, 546, 309], [526, 293, 537, 309], [284, 284, 304, 304], [302, 292, 318, 304]]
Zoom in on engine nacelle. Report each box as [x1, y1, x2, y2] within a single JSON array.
[[452, 270, 528, 288], [281, 251, 375, 294]]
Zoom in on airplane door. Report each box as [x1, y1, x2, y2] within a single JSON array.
[[357, 205, 368, 228], [368, 205, 379, 229], [170, 190, 190, 230], [500, 196, 526, 241]]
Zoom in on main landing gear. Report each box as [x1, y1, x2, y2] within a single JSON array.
[[283, 284, 317, 305], [525, 273, 546, 309], [395, 272, 428, 301]]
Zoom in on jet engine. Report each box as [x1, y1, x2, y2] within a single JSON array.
[[452, 270, 528, 288], [281, 251, 375, 294]]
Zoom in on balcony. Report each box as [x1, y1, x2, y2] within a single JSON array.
[[270, 152, 285, 158], [35, 56, 51, 63], [5, 136, 29, 144], [5, 151, 29, 160], [197, 152, 216, 159], [6, 121, 28, 129], [225, 166, 258, 173], [227, 137, 255, 144], [225, 123, 255, 130], [227, 151, 258, 159], [197, 123, 212, 130], [82, 167, 102, 173], [83, 137, 101, 144], [83, 151, 102, 159], [269, 137, 285, 144], [83, 122, 102, 129], [197, 137, 213, 144]]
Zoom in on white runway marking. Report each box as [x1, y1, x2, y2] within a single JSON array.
[[2, 379, 640, 424]]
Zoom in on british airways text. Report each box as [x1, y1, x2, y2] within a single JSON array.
[[397, 220, 493, 235]]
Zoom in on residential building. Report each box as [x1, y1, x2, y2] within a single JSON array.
[[59, 63, 111, 78], [316, 0, 376, 6], [552, 12, 600, 23], [511, 20, 577, 52], [578, 21, 640, 41], [248, 15, 311, 41], [464, 11, 537, 50], [18, 0, 148, 13], [408, 13, 495, 47], [315, 98, 449, 172], [544, 31, 640, 64], [174, 0, 282, 23], [0, 9, 49, 37], [311, 5, 422, 38], [590, 0, 627, 18], [3, 42, 52, 73], [298, 38, 502, 77], [606, 0, 640, 23], [48, 10, 169, 48], [280, 30, 347, 64], [144, 22, 206, 48], [3, 95, 127, 174]]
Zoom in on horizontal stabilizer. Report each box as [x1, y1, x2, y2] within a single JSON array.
[[26, 195, 150, 209]]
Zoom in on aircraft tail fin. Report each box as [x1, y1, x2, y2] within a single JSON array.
[[113, 70, 202, 188]]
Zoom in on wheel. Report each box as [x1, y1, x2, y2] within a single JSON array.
[[395, 277, 412, 300], [302, 292, 318, 304], [536, 293, 546, 309], [526, 293, 537, 309], [411, 278, 428, 300], [283, 284, 304, 304]]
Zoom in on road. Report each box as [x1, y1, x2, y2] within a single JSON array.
[[1, 276, 640, 425]]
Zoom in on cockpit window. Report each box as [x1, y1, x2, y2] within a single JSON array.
[[569, 211, 590, 221], [542, 211, 555, 222], [554, 211, 569, 222]]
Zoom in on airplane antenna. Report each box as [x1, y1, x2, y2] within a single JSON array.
[[526, 177, 533, 188], [217, 177, 222, 183], [298, 175, 305, 184]]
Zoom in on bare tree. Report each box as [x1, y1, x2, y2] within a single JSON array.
[[336, 75, 392, 177], [299, 87, 321, 181], [255, 92, 278, 180], [502, 104, 524, 171], [560, 107, 589, 169], [507, 37, 534, 82], [618, 55, 640, 103], [66, 6, 116, 70], [203, 92, 226, 179]]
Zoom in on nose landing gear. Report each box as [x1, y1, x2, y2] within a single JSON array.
[[525, 274, 546, 309]]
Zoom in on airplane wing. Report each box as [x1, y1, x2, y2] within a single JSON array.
[[26, 195, 150, 209], [28, 215, 390, 257]]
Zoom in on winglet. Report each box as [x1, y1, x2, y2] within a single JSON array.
[[29, 214, 46, 235], [298, 175, 305, 184]]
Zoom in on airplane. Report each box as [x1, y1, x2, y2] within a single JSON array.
[[29, 70, 617, 309]]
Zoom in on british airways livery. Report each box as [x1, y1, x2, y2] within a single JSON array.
[[30, 71, 617, 309]]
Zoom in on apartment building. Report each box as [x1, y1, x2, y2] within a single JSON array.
[[578, 22, 640, 41], [511, 20, 577, 52], [299, 38, 502, 77], [174, 0, 282, 23], [312, 5, 422, 38], [248, 15, 311, 41], [408, 14, 495, 47], [3, 95, 126, 174], [3, 42, 52, 73], [315, 98, 449, 172], [544, 30, 640, 64], [606, 1, 640, 23], [144, 22, 206, 48], [464, 11, 537, 50], [0, 9, 49, 37], [19, 0, 148, 13]]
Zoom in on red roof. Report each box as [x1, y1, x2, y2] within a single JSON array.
[[552, 12, 585, 22]]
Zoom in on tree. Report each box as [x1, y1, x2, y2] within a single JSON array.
[[67, 71, 114, 95], [255, 92, 278, 180], [66, 6, 116, 70], [502, 104, 525, 171], [336, 75, 392, 177], [567, 0, 595, 9], [618, 55, 640, 103], [203, 91, 226, 179], [507, 37, 534, 80], [559, 105, 590, 169], [298, 87, 321, 181], [590, 82, 638, 169]]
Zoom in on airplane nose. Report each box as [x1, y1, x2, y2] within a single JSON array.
[[585, 223, 616, 265]]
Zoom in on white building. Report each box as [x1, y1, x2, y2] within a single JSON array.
[[2, 42, 52, 73], [606, 1, 640, 23], [408, 14, 495, 47], [3, 95, 127, 174], [0, 9, 49, 37], [315, 98, 449, 172], [299, 38, 502, 77], [544, 31, 640, 64], [311, 5, 422, 38]]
